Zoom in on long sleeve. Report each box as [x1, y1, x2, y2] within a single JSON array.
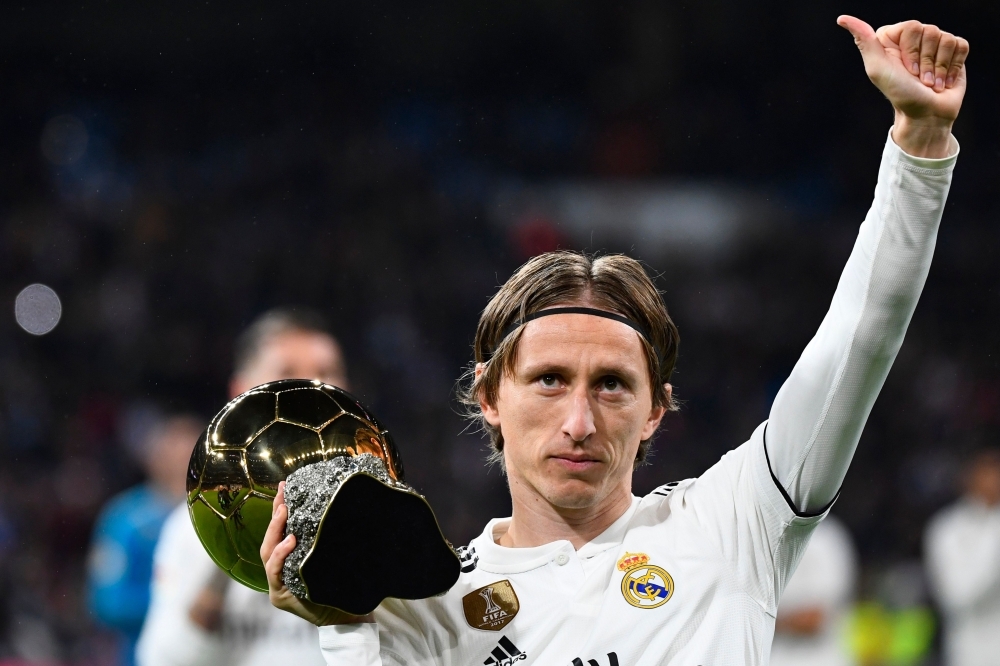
[[766, 129, 958, 513]]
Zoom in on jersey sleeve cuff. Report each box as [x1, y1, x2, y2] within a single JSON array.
[[887, 126, 960, 170]]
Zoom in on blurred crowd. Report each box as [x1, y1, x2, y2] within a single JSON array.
[[1, 1, 998, 664]]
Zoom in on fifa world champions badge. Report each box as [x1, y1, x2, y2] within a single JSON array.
[[463, 580, 520, 631], [618, 552, 674, 609]]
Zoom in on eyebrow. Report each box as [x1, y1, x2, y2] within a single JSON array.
[[517, 360, 644, 386]]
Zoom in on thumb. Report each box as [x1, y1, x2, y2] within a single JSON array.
[[837, 15, 884, 66]]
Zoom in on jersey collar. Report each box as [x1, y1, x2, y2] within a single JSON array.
[[471, 496, 641, 574]]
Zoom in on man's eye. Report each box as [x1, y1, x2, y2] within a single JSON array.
[[539, 374, 559, 388], [602, 377, 621, 391]]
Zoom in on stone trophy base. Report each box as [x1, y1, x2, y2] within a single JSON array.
[[282, 454, 460, 615]]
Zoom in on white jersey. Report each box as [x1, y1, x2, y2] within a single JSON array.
[[135, 504, 326, 666], [770, 516, 857, 666], [925, 499, 1000, 666], [316, 131, 958, 666]]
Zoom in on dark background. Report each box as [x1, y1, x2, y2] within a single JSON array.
[[0, 0, 997, 661]]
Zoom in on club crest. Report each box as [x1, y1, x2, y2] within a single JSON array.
[[618, 552, 674, 609], [463, 580, 520, 631]]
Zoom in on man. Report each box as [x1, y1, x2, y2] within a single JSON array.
[[770, 515, 857, 666], [136, 308, 347, 666], [262, 16, 967, 665], [87, 413, 204, 666], [925, 449, 1000, 666]]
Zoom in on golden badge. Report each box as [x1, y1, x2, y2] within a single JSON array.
[[618, 552, 674, 609], [462, 580, 520, 631]]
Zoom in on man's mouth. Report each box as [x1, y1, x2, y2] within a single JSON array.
[[550, 453, 602, 471]]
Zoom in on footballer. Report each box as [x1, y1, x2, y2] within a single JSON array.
[[261, 15, 967, 665]]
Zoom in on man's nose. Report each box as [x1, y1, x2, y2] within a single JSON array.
[[562, 387, 596, 443]]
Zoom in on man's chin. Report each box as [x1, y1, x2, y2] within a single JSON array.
[[541, 481, 604, 510]]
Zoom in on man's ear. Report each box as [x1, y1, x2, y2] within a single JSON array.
[[639, 383, 672, 441], [475, 362, 502, 427]]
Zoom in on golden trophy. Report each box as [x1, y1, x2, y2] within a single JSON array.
[[186, 379, 460, 614]]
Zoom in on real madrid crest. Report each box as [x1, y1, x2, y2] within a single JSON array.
[[463, 580, 520, 631], [617, 552, 674, 609]]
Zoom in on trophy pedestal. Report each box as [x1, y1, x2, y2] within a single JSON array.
[[283, 454, 460, 615]]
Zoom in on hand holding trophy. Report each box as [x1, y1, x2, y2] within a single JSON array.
[[186, 379, 460, 617]]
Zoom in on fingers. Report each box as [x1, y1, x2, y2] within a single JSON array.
[[918, 24, 941, 88], [891, 21, 969, 91], [837, 15, 884, 73], [890, 21, 924, 76], [260, 482, 288, 567], [837, 15, 877, 47], [933, 34, 957, 92], [274, 480, 285, 511], [946, 37, 970, 89], [264, 513, 296, 594]]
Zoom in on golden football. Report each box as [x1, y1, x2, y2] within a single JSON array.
[[185, 379, 403, 592]]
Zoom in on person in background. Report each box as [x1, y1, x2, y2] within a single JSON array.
[[136, 307, 347, 666], [770, 514, 858, 666], [925, 448, 1000, 666], [87, 413, 206, 666]]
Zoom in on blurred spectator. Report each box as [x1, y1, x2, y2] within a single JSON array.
[[925, 448, 1000, 666], [86, 413, 205, 666], [771, 514, 858, 666], [136, 308, 347, 666]]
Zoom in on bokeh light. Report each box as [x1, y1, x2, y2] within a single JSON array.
[[14, 283, 63, 335]]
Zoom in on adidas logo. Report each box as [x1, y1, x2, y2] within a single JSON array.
[[458, 544, 479, 573], [482, 636, 526, 665], [651, 481, 680, 498]]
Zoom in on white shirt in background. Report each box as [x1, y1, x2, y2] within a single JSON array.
[[135, 503, 325, 666], [925, 499, 1000, 666], [770, 515, 857, 666]]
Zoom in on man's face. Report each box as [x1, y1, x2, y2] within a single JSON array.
[[481, 312, 667, 511], [230, 329, 348, 398], [148, 417, 206, 500], [968, 455, 1000, 507]]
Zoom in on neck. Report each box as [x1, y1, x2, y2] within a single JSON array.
[[499, 481, 634, 550]]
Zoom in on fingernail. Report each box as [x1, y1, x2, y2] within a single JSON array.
[[911, 62, 919, 74], [922, 71, 934, 85], [935, 77, 944, 89], [946, 76, 955, 87]]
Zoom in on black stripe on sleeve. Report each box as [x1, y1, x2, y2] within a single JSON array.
[[762, 423, 840, 519]]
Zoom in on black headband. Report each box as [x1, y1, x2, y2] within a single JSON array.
[[493, 306, 666, 372]]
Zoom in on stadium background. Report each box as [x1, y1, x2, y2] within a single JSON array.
[[0, 0, 996, 662]]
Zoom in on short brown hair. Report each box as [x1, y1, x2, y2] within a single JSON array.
[[459, 251, 679, 467], [233, 307, 334, 376]]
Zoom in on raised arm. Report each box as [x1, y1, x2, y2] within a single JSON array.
[[766, 17, 968, 513]]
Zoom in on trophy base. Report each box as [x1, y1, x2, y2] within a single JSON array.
[[302, 473, 460, 614], [282, 455, 460, 615]]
